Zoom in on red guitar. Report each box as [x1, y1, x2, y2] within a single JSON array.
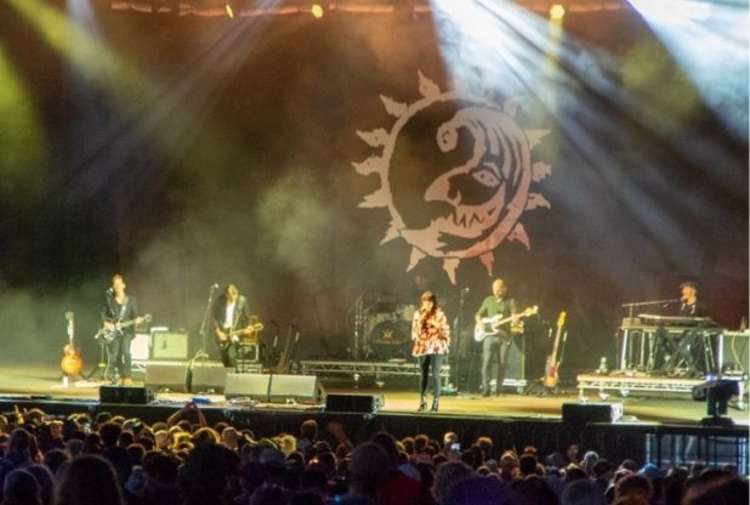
[[543, 311, 567, 388]]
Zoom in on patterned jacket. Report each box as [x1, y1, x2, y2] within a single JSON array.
[[411, 308, 450, 357]]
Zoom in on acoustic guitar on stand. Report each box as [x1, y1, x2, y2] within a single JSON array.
[[60, 311, 84, 380]]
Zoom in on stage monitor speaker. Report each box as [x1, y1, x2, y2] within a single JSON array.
[[224, 373, 271, 400], [151, 331, 189, 360], [326, 393, 383, 413], [100, 386, 153, 404], [145, 362, 188, 392], [189, 362, 229, 393], [269, 374, 323, 403], [562, 402, 623, 425]]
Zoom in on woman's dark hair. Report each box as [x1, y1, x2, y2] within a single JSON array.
[[56, 455, 124, 505], [2, 469, 41, 505], [420, 291, 438, 312]]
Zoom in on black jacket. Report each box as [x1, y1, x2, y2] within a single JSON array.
[[212, 294, 250, 331]]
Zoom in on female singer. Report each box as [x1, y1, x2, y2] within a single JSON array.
[[411, 291, 450, 412]]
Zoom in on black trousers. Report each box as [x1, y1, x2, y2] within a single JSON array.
[[419, 354, 444, 401], [105, 333, 133, 381], [219, 344, 234, 368], [481, 334, 511, 392]]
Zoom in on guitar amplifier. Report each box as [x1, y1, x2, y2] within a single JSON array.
[[151, 330, 189, 360], [130, 333, 150, 361]]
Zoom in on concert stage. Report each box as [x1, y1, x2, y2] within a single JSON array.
[[1, 363, 747, 472]]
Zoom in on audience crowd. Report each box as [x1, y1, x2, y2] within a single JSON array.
[[0, 402, 745, 505]]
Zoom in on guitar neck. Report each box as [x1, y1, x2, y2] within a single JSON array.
[[119, 319, 139, 329]]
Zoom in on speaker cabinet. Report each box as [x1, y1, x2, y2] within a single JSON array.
[[562, 402, 623, 425], [224, 373, 271, 400], [189, 362, 229, 393], [100, 386, 153, 404], [130, 333, 150, 361], [145, 362, 188, 392], [269, 374, 323, 403], [326, 394, 383, 413], [151, 331, 189, 360], [505, 334, 526, 383]]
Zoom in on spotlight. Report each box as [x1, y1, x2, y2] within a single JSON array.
[[549, 3, 565, 21], [311, 3, 324, 18], [225, 3, 234, 18]]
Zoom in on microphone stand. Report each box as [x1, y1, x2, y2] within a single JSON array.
[[198, 285, 219, 355], [621, 299, 680, 319], [449, 288, 469, 394]]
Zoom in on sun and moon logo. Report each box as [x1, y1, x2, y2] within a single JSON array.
[[353, 71, 551, 284]]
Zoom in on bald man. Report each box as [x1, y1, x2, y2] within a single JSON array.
[[475, 279, 517, 396]]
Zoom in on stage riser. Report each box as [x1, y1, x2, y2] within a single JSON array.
[[0, 399, 745, 473]]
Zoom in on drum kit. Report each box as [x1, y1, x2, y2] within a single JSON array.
[[355, 293, 416, 361]]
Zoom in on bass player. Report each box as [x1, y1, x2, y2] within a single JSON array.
[[475, 278, 517, 396]]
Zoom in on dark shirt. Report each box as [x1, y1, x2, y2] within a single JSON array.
[[102, 294, 139, 335], [476, 296, 517, 319], [678, 299, 706, 318]]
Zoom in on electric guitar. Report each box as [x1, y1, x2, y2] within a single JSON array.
[[543, 311, 567, 388], [473, 306, 539, 342], [216, 321, 264, 350], [95, 314, 152, 344], [61, 312, 84, 377]]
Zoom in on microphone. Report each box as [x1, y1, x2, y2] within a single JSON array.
[[106, 288, 114, 296], [270, 320, 280, 328], [461, 287, 470, 293], [211, 283, 220, 289]]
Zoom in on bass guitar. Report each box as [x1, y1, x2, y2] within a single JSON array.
[[473, 306, 538, 342], [95, 314, 152, 344], [543, 311, 567, 388], [216, 321, 264, 350], [61, 311, 84, 377]]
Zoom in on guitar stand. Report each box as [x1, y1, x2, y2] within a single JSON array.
[[524, 379, 565, 397], [84, 340, 109, 382]]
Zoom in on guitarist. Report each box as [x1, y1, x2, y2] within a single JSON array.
[[212, 283, 253, 368], [475, 279, 517, 397], [102, 274, 143, 386]]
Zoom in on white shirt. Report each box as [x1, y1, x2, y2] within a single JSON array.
[[224, 301, 236, 329]]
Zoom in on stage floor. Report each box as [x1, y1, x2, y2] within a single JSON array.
[[0, 363, 746, 426]]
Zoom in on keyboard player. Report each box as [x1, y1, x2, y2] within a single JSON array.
[[678, 281, 706, 317], [661, 281, 714, 374]]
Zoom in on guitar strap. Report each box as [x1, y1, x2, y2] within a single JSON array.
[[119, 296, 129, 321]]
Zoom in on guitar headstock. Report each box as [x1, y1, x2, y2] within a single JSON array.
[[557, 311, 567, 328], [524, 305, 539, 317]]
